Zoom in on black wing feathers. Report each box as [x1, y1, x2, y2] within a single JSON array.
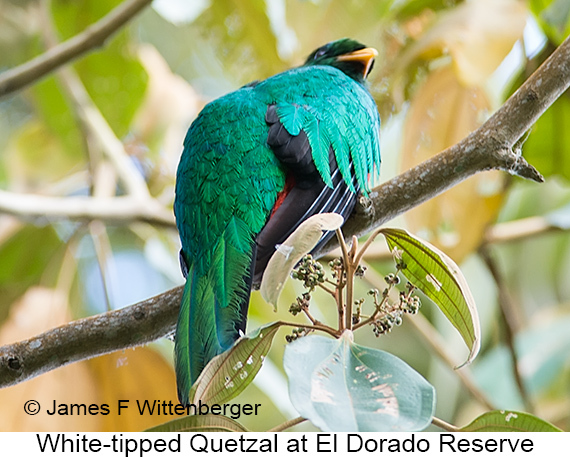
[[253, 105, 359, 285]]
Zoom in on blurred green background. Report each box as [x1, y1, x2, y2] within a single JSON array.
[[0, 0, 569, 432]]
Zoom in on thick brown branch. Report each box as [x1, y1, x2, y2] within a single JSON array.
[[0, 287, 182, 388], [0, 0, 153, 98]]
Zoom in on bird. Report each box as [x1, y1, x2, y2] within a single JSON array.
[[174, 38, 381, 404]]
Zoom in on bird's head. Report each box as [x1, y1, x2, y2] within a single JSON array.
[[304, 38, 378, 83]]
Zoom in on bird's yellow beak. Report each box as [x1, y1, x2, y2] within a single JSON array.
[[337, 47, 378, 78]]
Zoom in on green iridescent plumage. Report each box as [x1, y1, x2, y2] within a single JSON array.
[[174, 38, 381, 404]]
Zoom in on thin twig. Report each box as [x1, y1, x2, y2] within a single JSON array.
[[485, 215, 564, 245], [330, 212, 570, 263], [479, 247, 534, 413], [317, 282, 337, 297], [432, 416, 460, 432], [353, 280, 392, 330], [354, 226, 385, 267], [341, 234, 358, 331], [338, 216, 566, 262], [336, 228, 350, 262], [0, 0, 153, 98], [301, 307, 319, 326], [408, 312, 496, 411], [335, 229, 349, 331], [89, 221, 114, 312], [277, 320, 339, 339], [344, 262, 355, 331]]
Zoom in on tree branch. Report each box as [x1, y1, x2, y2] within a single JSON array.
[[485, 214, 567, 244], [1, 36, 569, 389], [57, 65, 152, 199], [0, 190, 174, 227], [0, 0, 153, 98], [0, 287, 182, 388]]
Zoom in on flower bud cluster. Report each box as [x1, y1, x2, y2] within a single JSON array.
[[292, 255, 325, 289], [289, 292, 311, 316], [285, 327, 308, 343]]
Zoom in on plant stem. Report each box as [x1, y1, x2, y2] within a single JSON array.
[[432, 416, 460, 432], [479, 247, 534, 413], [360, 261, 495, 410], [301, 306, 319, 326], [353, 290, 390, 330], [317, 282, 337, 296], [345, 261, 355, 331], [343, 236, 359, 331], [336, 229, 350, 331], [354, 227, 384, 266], [0, 0, 154, 98], [277, 321, 339, 338]]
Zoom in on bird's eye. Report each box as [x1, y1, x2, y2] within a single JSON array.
[[314, 49, 326, 60]]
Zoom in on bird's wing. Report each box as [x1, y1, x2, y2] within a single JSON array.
[[253, 66, 381, 283], [174, 89, 286, 399]]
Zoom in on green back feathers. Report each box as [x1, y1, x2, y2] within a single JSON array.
[[174, 91, 286, 403], [257, 65, 380, 195]]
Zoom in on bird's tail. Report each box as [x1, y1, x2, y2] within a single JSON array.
[[174, 267, 223, 404], [175, 229, 254, 405]]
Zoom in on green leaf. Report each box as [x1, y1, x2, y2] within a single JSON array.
[[0, 225, 63, 325], [145, 414, 248, 432], [189, 322, 281, 405], [51, 0, 148, 137], [284, 332, 435, 432], [380, 228, 480, 365], [29, 78, 86, 162], [460, 410, 562, 432], [530, 0, 570, 45], [260, 213, 344, 308], [523, 95, 570, 181]]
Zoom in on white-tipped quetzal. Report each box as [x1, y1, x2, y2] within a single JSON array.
[[174, 38, 381, 404]]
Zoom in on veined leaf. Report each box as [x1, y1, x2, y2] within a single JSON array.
[[260, 213, 344, 308], [189, 322, 281, 405], [460, 410, 562, 432], [145, 414, 248, 432], [284, 332, 435, 432], [380, 228, 480, 365]]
